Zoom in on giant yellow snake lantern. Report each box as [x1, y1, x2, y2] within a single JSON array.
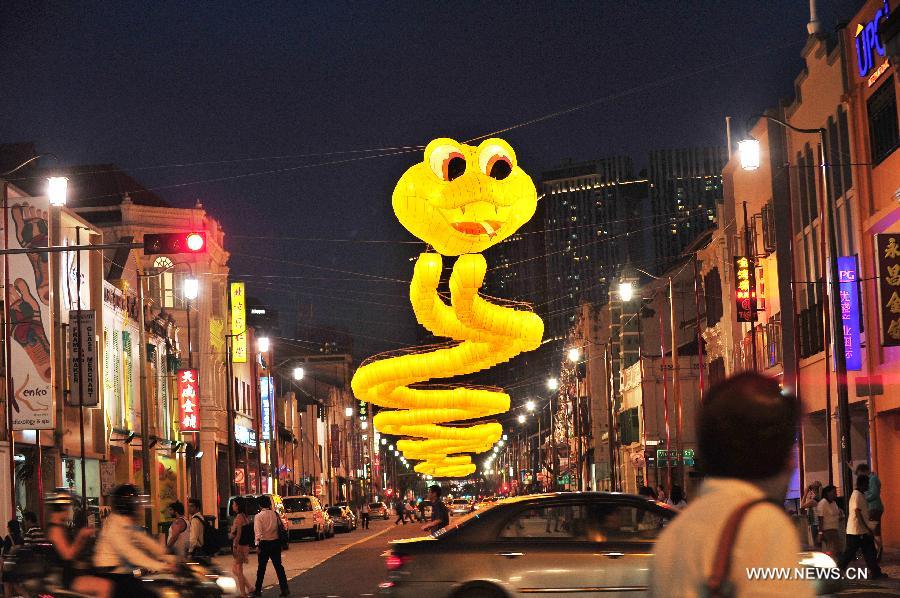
[[351, 138, 544, 478]]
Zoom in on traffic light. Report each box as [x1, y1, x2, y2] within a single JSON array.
[[143, 232, 206, 255]]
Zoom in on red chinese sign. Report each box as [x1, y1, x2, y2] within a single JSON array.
[[734, 256, 758, 322], [178, 369, 200, 432]]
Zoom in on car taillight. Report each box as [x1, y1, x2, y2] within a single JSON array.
[[386, 554, 411, 571]]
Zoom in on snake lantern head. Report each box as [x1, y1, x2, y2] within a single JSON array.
[[392, 138, 538, 256]]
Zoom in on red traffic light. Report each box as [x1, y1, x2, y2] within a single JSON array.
[[143, 232, 208, 255]]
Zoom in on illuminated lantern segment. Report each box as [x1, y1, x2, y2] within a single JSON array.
[[351, 138, 544, 478]]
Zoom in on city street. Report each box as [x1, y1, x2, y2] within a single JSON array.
[[216, 517, 410, 597]]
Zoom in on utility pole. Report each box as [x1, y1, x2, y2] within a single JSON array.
[[669, 276, 683, 488]]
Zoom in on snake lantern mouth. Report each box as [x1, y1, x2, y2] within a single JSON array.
[[392, 137, 539, 256]]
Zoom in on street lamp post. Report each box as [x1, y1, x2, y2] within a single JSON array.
[[740, 117, 851, 497]]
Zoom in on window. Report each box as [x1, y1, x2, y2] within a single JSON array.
[[617, 408, 640, 445], [867, 77, 898, 165], [498, 503, 670, 542], [152, 256, 176, 309]]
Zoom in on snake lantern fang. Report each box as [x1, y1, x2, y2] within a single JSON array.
[[351, 138, 544, 478]]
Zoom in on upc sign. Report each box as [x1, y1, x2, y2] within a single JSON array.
[[854, 1, 891, 80]]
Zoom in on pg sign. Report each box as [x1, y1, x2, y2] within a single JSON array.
[[837, 257, 862, 371], [734, 256, 758, 322], [178, 369, 200, 432], [854, 0, 891, 84]]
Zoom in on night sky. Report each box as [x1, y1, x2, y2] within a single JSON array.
[[1, 0, 861, 358]]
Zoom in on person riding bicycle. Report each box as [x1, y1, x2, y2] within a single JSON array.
[[44, 488, 112, 597], [93, 484, 174, 596]]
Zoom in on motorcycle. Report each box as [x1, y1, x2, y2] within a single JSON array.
[[3, 542, 238, 597]]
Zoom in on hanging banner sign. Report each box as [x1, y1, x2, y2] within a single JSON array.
[[837, 257, 862, 370], [331, 423, 341, 468], [230, 282, 247, 363], [734, 256, 758, 322], [7, 195, 54, 429], [875, 234, 900, 347], [68, 310, 99, 407], [260, 376, 273, 440], [177, 368, 200, 432]]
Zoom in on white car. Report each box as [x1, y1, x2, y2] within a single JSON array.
[[449, 498, 474, 516]]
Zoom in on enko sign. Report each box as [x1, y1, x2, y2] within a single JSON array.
[[837, 257, 862, 371], [854, 1, 891, 81]]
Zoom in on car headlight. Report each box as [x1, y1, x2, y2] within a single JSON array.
[[216, 575, 238, 595], [800, 551, 838, 570]]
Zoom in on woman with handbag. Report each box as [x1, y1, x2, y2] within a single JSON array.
[[229, 498, 253, 598]]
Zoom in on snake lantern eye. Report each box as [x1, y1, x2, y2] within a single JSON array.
[[429, 145, 467, 182], [478, 144, 514, 180]]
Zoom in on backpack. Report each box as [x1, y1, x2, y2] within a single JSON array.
[[193, 514, 224, 555]]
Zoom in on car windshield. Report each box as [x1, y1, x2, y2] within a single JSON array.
[[327, 507, 343, 516], [369, 503, 382, 509], [283, 498, 313, 512]]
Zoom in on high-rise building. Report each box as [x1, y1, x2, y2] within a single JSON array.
[[648, 147, 727, 274]]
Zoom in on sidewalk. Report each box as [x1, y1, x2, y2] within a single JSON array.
[[212, 519, 394, 591]]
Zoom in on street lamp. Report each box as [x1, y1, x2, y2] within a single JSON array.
[[618, 280, 634, 302], [525, 400, 535, 412], [47, 176, 68, 206], [567, 347, 582, 363], [738, 139, 761, 171], [183, 277, 199, 301], [517, 414, 526, 424], [257, 336, 270, 353], [547, 377, 559, 391], [293, 366, 305, 381]]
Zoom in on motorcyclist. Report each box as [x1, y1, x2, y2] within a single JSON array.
[[44, 488, 112, 597], [93, 484, 174, 596]]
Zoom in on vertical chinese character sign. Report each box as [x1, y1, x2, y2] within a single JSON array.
[[733, 256, 758, 322], [837, 256, 862, 370], [230, 282, 247, 363], [178, 369, 200, 432], [260, 376, 273, 440], [876, 235, 900, 346]]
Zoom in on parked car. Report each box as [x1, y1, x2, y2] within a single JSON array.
[[282, 495, 329, 541], [449, 498, 474, 516], [327, 506, 357, 532], [369, 501, 390, 520], [382, 492, 842, 597]]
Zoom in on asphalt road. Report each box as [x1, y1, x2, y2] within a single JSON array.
[[255, 517, 422, 598]]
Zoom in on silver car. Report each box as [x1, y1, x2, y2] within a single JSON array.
[[381, 492, 841, 597]]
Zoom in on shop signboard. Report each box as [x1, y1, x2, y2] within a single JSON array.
[[177, 368, 200, 432], [837, 256, 862, 370], [68, 310, 99, 407], [7, 194, 54, 430], [854, 0, 891, 81], [734, 256, 758, 322], [875, 234, 900, 346], [230, 282, 248, 363], [260, 376, 273, 440], [331, 424, 341, 468]]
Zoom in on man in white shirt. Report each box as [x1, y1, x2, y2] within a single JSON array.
[[815, 485, 842, 556], [252, 496, 289, 597], [837, 475, 883, 578], [187, 498, 205, 557], [650, 373, 814, 597]]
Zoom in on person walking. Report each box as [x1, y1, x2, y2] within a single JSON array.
[[164, 501, 190, 558], [360, 502, 371, 530], [816, 485, 843, 557], [251, 495, 289, 597], [801, 482, 822, 547], [855, 463, 884, 561], [837, 475, 884, 579], [187, 499, 206, 558], [649, 373, 814, 597], [229, 497, 252, 598], [394, 497, 406, 526]]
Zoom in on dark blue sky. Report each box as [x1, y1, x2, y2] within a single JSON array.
[[0, 0, 861, 357]]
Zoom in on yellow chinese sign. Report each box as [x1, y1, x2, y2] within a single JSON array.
[[230, 282, 248, 362], [876, 235, 900, 347], [733, 256, 757, 322]]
